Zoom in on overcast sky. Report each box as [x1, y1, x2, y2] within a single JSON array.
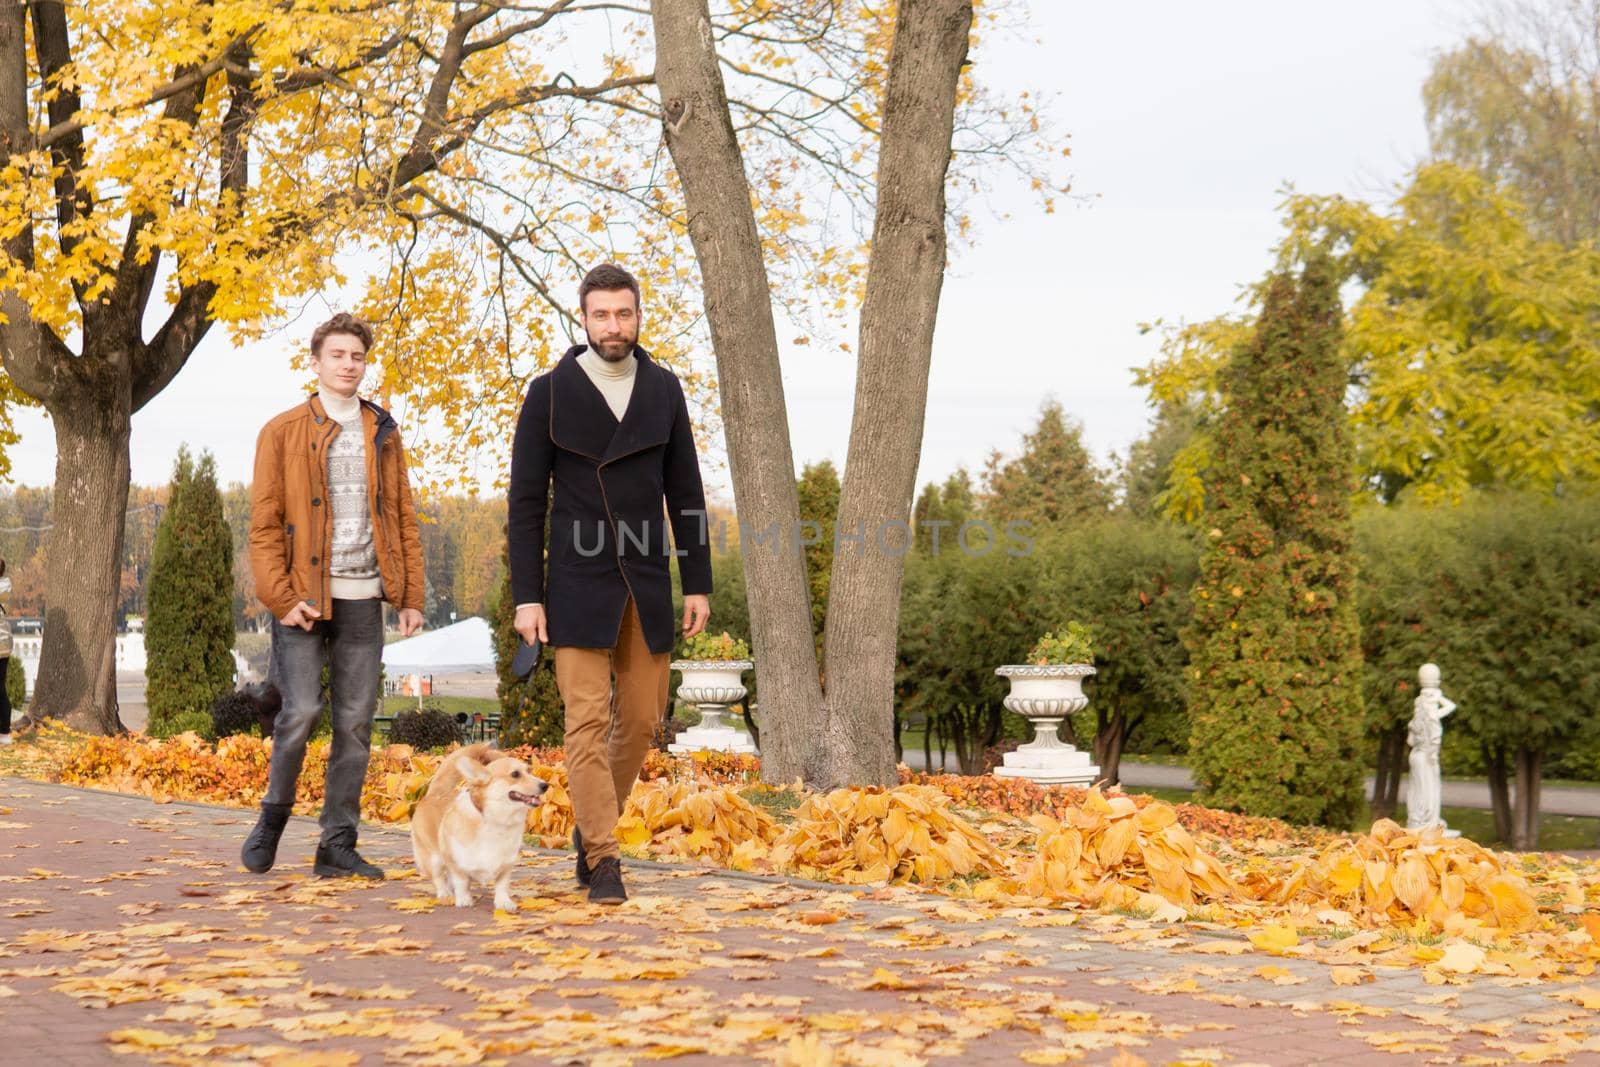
[[3, 1, 1463, 500]]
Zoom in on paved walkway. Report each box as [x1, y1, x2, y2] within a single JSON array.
[[901, 752, 1600, 818], [4, 779, 1597, 1065]]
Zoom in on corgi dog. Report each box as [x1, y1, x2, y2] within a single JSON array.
[[410, 742, 547, 911]]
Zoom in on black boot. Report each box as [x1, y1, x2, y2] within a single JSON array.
[[314, 833, 385, 880], [588, 857, 626, 905], [573, 827, 591, 887], [240, 802, 293, 873]]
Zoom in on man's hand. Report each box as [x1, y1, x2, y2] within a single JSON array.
[[515, 604, 549, 645], [280, 601, 320, 631], [681, 594, 710, 639], [398, 608, 424, 637]]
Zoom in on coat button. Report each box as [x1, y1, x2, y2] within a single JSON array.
[[311, 556, 319, 565], [312, 498, 321, 506]]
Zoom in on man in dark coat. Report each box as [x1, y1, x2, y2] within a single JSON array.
[[509, 263, 713, 904]]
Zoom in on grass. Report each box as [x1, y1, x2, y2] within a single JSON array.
[[380, 695, 500, 718], [1120, 783, 1600, 853], [739, 786, 804, 826]]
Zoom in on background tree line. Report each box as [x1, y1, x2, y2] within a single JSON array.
[[0, 481, 516, 632]]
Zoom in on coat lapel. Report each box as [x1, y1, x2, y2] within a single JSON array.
[[602, 348, 671, 464], [549, 344, 672, 464]]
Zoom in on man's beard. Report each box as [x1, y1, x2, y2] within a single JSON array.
[[585, 329, 636, 362]]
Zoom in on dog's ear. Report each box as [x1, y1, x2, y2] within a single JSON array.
[[453, 750, 491, 784], [467, 781, 488, 814]]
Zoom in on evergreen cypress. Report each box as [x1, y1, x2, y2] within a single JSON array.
[[1184, 257, 1366, 828], [491, 544, 564, 748], [145, 448, 237, 733]]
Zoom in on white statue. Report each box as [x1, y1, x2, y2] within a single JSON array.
[[1405, 663, 1457, 834]]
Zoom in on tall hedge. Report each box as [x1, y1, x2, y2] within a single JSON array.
[[1184, 257, 1366, 828], [896, 518, 1196, 776], [145, 448, 236, 733]]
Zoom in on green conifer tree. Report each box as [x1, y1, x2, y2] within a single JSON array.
[[491, 544, 564, 748], [145, 448, 236, 733], [1185, 257, 1366, 828]]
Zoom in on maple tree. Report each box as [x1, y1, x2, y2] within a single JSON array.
[[1139, 163, 1600, 517], [0, 1, 1052, 737]]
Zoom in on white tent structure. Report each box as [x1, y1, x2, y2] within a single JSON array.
[[381, 616, 497, 673]]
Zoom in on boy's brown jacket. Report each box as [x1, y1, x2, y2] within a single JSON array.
[[249, 394, 424, 621]]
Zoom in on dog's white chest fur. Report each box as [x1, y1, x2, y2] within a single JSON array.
[[444, 792, 525, 881]]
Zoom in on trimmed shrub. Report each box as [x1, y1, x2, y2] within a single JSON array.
[[389, 705, 462, 751]]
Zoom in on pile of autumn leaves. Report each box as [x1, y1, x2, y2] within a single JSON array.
[[28, 724, 1600, 968]]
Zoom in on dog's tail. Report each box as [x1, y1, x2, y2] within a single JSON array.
[[424, 742, 498, 800]]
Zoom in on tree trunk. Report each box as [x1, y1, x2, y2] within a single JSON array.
[[1092, 706, 1127, 786], [653, 0, 974, 789], [1482, 744, 1514, 844], [1371, 725, 1405, 820], [811, 0, 974, 788], [650, 0, 828, 786], [28, 384, 133, 734], [1512, 746, 1542, 851]]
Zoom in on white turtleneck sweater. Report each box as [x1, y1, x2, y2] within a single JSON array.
[[321, 390, 383, 601], [577, 344, 637, 420], [517, 346, 637, 611]]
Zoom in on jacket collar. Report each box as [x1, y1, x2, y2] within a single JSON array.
[[549, 344, 671, 463], [306, 392, 398, 448]]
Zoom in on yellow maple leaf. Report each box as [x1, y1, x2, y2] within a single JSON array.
[[1436, 940, 1486, 974], [1248, 924, 1299, 955]]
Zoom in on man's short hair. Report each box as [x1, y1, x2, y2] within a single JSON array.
[[578, 263, 641, 313], [310, 312, 374, 357]]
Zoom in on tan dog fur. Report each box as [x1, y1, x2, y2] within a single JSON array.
[[410, 742, 547, 911]]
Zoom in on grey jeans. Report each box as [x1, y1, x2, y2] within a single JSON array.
[[263, 598, 383, 845]]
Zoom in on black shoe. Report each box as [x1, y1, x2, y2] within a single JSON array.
[[573, 827, 591, 887], [240, 802, 293, 873], [588, 856, 626, 905], [314, 836, 385, 880]]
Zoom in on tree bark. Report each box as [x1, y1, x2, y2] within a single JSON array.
[[817, 0, 972, 789], [1371, 725, 1406, 820], [1483, 744, 1514, 844], [653, 0, 972, 789], [1095, 708, 1133, 787], [1513, 746, 1542, 851], [28, 377, 133, 734], [650, 0, 827, 785]]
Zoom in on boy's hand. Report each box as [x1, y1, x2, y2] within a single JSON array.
[[280, 601, 320, 631]]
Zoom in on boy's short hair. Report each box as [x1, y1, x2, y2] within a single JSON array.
[[578, 263, 641, 313], [310, 312, 374, 357]]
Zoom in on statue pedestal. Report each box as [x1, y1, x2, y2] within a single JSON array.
[[992, 741, 1099, 786], [667, 703, 757, 754]]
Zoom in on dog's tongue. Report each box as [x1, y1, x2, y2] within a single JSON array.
[[508, 791, 542, 807]]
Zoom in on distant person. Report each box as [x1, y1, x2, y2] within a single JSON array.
[[0, 559, 12, 745], [508, 263, 713, 905], [241, 312, 425, 878]]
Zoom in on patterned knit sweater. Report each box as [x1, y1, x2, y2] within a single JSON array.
[[321, 391, 383, 600]]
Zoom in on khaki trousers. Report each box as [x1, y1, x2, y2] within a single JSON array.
[[554, 597, 670, 864]]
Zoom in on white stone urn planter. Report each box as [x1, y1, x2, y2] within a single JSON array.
[[666, 659, 758, 755], [991, 664, 1099, 786]]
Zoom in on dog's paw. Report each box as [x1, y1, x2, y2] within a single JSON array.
[[494, 896, 517, 914]]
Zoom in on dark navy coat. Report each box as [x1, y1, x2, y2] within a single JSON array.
[[508, 345, 713, 653]]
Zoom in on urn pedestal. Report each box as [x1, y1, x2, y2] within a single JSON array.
[[991, 664, 1099, 786], [666, 660, 758, 755]]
